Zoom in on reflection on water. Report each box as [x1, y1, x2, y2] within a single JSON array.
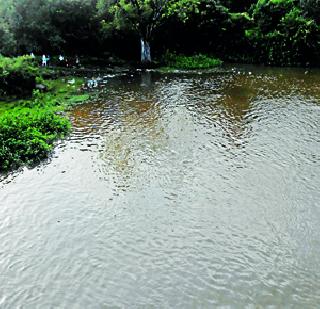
[[1, 66, 320, 308]]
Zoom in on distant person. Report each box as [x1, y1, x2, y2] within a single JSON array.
[[42, 54, 47, 67], [30, 52, 35, 59], [75, 55, 80, 67], [58, 54, 65, 67]]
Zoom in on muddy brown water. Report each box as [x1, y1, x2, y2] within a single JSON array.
[[1, 66, 320, 308]]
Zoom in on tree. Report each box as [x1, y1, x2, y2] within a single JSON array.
[[50, 0, 101, 54], [220, 0, 256, 12], [97, 0, 200, 63], [245, 0, 320, 66], [299, 0, 320, 23], [0, 0, 17, 55], [0, 0, 100, 55]]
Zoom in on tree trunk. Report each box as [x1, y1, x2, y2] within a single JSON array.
[[141, 38, 151, 63]]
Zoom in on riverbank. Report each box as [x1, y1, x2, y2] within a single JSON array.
[[0, 58, 89, 172], [0, 52, 316, 173]]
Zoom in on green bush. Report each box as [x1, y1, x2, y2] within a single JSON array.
[[0, 106, 70, 171], [0, 56, 40, 97], [251, 0, 296, 33], [300, 0, 320, 23], [164, 53, 223, 69], [246, 0, 320, 66]]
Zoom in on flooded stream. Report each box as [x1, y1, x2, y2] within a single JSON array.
[[1, 66, 320, 308]]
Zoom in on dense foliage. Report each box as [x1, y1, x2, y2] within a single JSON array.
[[0, 56, 39, 97], [0, 106, 70, 171], [163, 53, 223, 69], [245, 0, 320, 65], [0, 0, 100, 55], [1, 0, 320, 65]]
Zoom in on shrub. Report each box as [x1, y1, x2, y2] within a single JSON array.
[[0, 56, 40, 98], [0, 106, 70, 171], [164, 53, 223, 69], [246, 0, 320, 66], [299, 0, 320, 24]]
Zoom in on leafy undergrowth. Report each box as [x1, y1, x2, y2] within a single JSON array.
[[0, 77, 89, 173], [163, 53, 223, 70], [0, 106, 70, 171]]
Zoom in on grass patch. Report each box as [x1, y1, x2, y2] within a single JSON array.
[[37, 78, 89, 108], [163, 53, 223, 70]]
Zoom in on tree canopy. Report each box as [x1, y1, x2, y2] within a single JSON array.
[[0, 0, 319, 66]]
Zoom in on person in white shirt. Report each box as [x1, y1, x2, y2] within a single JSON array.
[[42, 54, 47, 67]]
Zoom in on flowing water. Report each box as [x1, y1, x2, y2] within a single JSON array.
[[1, 66, 320, 308]]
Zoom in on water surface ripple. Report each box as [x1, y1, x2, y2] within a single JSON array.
[[1, 66, 320, 308]]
